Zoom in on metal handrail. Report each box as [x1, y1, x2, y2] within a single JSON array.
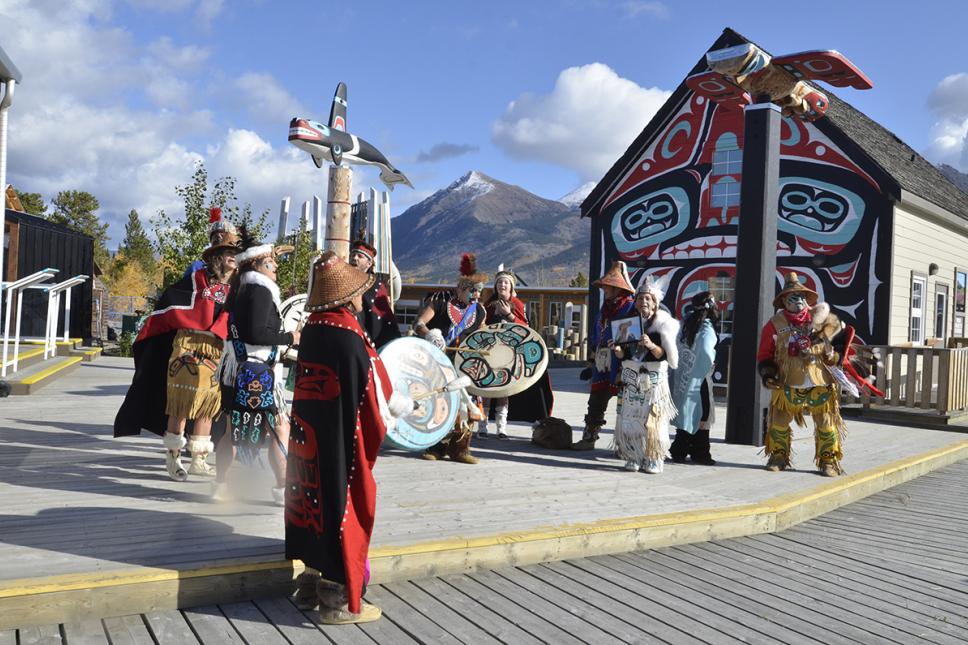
[[1, 268, 58, 376], [43, 275, 89, 359]]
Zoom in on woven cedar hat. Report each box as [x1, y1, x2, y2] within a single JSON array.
[[457, 253, 488, 286], [774, 271, 818, 308], [306, 251, 375, 312], [593, 260, 634, 294]]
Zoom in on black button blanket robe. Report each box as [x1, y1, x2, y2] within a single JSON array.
[[285, 307, 392, 613]]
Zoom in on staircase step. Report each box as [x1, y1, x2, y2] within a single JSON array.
[[70, 346, 103, 362], [6, 356, 83, 394], [1, 345, 48, 374]]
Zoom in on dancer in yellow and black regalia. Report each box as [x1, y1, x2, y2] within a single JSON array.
[[756, 272, 849, 477]]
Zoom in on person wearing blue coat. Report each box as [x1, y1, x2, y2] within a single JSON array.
[[669, 292, 720, 465]]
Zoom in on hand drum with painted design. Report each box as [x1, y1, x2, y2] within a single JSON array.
[[280, 293, 307, 361], [454, 323, 548, 398], [379, 337, 461, 451]]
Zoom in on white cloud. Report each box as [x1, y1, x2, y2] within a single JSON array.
[[926, 73, 968, 169], [194, 0, 225, 24], [234, 72, 308, 125], [0, 1, 314, 246], [621, 1, 669, 18], [492, 63, 671, 181]]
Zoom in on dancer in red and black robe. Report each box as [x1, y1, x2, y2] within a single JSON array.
[[286, 251, 409, 625]]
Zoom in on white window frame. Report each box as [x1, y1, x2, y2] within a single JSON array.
[[910, 274, 926, 344], [710, 177, 741, 208]]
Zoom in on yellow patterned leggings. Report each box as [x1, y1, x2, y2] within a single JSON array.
[[765, 386, 844, 468]]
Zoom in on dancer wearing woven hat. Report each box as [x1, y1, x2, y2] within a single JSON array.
[[611, 276, 680, 473], [348, 234, 401, 348], [212, 230, 299, 504], [757, 272, 848, 477], [412, 252, 488, 463], [572, 260, 636, 450], [286, 251, 412, 624], [478, 264, 527, 439], [114, 230, 241, 482]]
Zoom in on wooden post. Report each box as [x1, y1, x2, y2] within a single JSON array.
[[724, 102, 781, 446], [326, 165, 353, 259]]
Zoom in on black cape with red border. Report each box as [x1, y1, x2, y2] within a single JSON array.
[[358, 279, 401, 349], [113, 269, 230, 438], [285, 307, 391, 613]]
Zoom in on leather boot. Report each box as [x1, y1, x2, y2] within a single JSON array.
[[571, 424, 601, 450], [766, 451, 790, 472], [163, 432, 188, 482], [669, 429, 691, 463], [187, 435, 216, 476], [689, 428, 716, 466]]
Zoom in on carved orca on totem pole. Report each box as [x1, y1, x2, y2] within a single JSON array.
[[288, 82, 414, 190], [685, 44, 873, 121]]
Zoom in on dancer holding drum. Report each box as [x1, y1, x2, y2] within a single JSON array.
[[478, 264, 527, 439], [412, 253, 488, 463]]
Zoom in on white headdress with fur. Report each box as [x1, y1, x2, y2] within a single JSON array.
[[637, 273, 671, 301]]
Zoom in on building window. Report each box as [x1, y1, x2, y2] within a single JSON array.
[[527, 300, 540, 328], [549, 301, 563, 327], [936, 284, 949, 342], [710, 177, 741, 208], [395, 299, 421, 331], [712, 148, 742, 175], [910, 276, 926, 343], [708, 275, 735, 337]]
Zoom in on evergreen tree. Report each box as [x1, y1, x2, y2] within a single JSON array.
[[569, 271, 588, 288], [118, 209, 156, 276], [50, 190, 110, 266], [14, 190, 47, 217]]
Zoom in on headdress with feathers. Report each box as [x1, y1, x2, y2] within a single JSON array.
[[457, 252, 488, 285], [637, 272, 672, 301], [235, 225, 274, 266]]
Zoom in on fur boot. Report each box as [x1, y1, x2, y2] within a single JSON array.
[[163, 432, 188, 482], [495, 403, 509, 439], [572, 423, 601, 450], [447, 422, 479, 464], [187, 435, 216, 476]]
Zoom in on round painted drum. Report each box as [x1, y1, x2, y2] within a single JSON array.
[[454, 323, 548, 398], [379, 337, 461, 451], [279, 293, 307, 361]]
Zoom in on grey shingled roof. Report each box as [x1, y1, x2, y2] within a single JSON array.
[[823, 93, 968, 220]]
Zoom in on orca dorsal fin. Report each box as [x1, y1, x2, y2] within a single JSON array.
[[329, 82, 347, 132], [312, 154, 324, 169]]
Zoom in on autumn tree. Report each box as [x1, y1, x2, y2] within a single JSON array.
[[276, 212, 317, 297], [153, 163, 269, 286], [117, 209, 156, 277], [50, 190, 110, 265]]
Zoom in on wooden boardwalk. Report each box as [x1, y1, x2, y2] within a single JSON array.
[[5, 459, 967, 644], [2, 357, 968, 626]]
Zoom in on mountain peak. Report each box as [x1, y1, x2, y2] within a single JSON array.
[[559, 181, 596, 208], [447, 170, 495, 196]]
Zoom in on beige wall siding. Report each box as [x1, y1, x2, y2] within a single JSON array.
[[890, 202, 968, 345]]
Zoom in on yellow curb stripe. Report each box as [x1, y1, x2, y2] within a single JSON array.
[[10, 347, 44, 361], [17, 357, 82, 385], [1, 438, 966, 599], [23, 339, 81, 346]]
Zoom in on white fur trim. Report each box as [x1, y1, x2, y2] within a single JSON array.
[[236, 244, 273, 265], [240, 269, 282, 311], [810, 302, 831, 330], [163, 432, 187, 451], [647, 309, 681, 370]]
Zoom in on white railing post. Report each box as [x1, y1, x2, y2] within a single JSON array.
[[1, 268, 58, 375], [62, 284, 72, 342]]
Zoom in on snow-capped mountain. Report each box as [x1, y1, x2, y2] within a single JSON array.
[[391, 171, 590, 286], [559, 181, 597, 209]]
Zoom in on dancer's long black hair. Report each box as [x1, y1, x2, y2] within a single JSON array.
[[681, 291, 720, 348]]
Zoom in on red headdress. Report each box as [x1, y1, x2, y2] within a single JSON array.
[[458, 252, 488, 286]]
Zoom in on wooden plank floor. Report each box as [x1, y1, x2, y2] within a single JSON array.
[[0, 357, 965, 584], [8, 459, 968, 643]]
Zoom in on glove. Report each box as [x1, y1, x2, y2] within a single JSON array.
[[757, 360, 781, 389], [579, 366, 593, 381], [387, 391, 415, 418], [425, 328, 446, 350]]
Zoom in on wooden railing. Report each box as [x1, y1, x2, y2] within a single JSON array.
[[842, 345, 968, 415]]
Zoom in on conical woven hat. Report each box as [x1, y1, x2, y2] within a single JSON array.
[[593, 260, 634, 294], [773, 271, 818, 308], [306, 251, 375, 312]]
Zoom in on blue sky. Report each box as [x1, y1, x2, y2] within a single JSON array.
[[3, 0, 968, 245]]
